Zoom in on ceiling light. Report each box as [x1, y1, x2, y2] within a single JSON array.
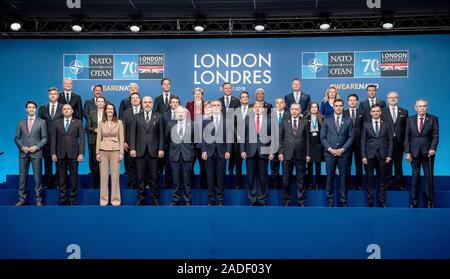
[[382, 22, 394, 29], [130, 25, 140, 33], [319, 22, 331, 30], [10, 22, 22, 31], [72, 24, 83, 32]]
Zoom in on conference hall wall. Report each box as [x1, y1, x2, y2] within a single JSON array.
[[0, 34, 448, 181]]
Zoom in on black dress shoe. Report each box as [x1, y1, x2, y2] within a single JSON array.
[[152, 199, 159, 206], [380, 203, 386, 208], [426, 202, 433, 208], [327, 202, 334, 208], [341, 203, 348, 208], [69, 201, 76, 206], [409, 204, 418, 208], [217, 201, 224, 206], [185, 202, 191, 206], [284, 202, 290, 207], [170, 202, 177, 206], [368, 202, 374, 208], [208, 201, 215, 206]]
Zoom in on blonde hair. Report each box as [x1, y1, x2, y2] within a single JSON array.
[[322, 86, 340, 102]]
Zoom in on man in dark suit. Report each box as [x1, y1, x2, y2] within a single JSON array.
[[358, 84, 387, 121], [343, 93, 366, 190], [284, 78, 311, 117], [83, 84, 104, 121], [219, 82, 241, 187], [51, 104, 85, 205], [130, 96, 165, 206], [167, 107, 200, 206], [232, 91, 251, 189], [361, 104, 393, 207], [121, 92, 142, 189], [250, 88, 273, 113], [58, 78, 83, 120], [85, 96, 106, 189], [320, 99, 355, 207], [38, 87, 63, 189], [240, 102, 276, 206], [201, 100, 232, 206], [382, 91, 409, 191], [278, 103, 310, 206], [118, 82, 139, 119], [153, 78, 172, 115], [271, 97, 290, 189], [405, 98, 439, 208], [14, 101, 48, 206]]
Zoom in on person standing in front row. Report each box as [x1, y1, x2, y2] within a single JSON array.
[[361, 104, 393, 208], [96, 103, 124, 206], [51, 104, 85, 206], [405, 98, 439, 208], [86, 96, 106, 189], [305, 102, 324, 190], [320, 99, 354, 207], [14, 101, 48, 206]]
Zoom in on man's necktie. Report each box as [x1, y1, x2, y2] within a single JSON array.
[[66, 93, 70, 103], [145, 112, 150, 123], [351, 109, 356, 124], [164, 94, 169, 105], [375, 121, 379, 137], [278, 113, 282, 125], [293, 119, 298, 135], [50, 104, 55, 119], [225, 97, 230, 109], [28, 118, 33, 134], [419, 118, 424, 133], [392, 108, 397, 123], [256, 116, 260, 135], [336, 116, 340, 132], [178, 122, 184, 138], [370, 99, 375, 107], [65, 119, 70, 132], [295, 93, 300, 103]]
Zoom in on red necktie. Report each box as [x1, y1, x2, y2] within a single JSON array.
[[28, 118, 33, 134], [419, 118, 424, 133], [256, 116, 260, 135]]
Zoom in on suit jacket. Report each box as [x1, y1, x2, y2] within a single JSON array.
[[14, 117, 48, 159], [239, 112, 276, 159], [201, 114, 232, 158], [278, 117, 310, 160], [358, 98, 387, 121], [83, 97, 97, 121], [219, 95, 240, 110], [284, 91, 311, 114], [404, 114, 439, 158], [130, 111, 164, 157], [51, 118, 85, 159], [58, 92, 83, 120], [361, 120, 393, 159], [153, 94, 171, 114], [96, 120, 124, 154], [343, 108, 365, 146], [86, 110, 100, 145], [166, 120, 199, 162], [119, 97, 132, 119], [121, 107, 142, 145], [250, 101, 273, 113], [381, 106, 408, 144], [38, 103, 63, 140], [320, 115, 355, 156]]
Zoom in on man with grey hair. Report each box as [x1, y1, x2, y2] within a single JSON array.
[[405, 98, 439, 208], [58, 78, 83, 120], [381, 91, 409, 191], [130, 96, 165, 206], [251, 88, 273, 113], [119, 82, 139, 119]]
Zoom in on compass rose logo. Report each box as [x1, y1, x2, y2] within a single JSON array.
[[69, 59, 85, 75], [307, 58, 323, 73]]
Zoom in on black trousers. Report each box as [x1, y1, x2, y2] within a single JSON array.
[[410, 154, 435, 206], [206, 155, 226, 204], [158, 151, 173, 188], [246, 156, 268, 205], [57, 157, 78, 204], [193, 147, 207, 189], [386, 139, 406, 189], [228, 143, 244, 187], [306, 161, 322, 189], [346, 143, 366, 189], [367, 156, 388, 206], [88, 143, 100, 188], [270, 153, 282, 188], [42, 144, 58, 188], [124, 150, 138, 188], [325, 153, 349, 205], [136, 149, 159, 203], [171, 160, 193, 203], [282, 159, 306, 205]]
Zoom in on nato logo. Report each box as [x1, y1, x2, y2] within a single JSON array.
[[302, 52, 328, 79], [69, 59, 85, 75], [308, 58, 323, 73], [64, 54, 89, 79]]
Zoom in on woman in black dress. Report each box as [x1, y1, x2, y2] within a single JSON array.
[[306, 102, 324, 190]]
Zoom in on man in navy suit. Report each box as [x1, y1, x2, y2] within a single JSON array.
[[405, 98, 439, 208], [153, 78, 172, 115], [361, 104, 393, 207], [358, 84, 387, 121], [38, 87, 63, 189], [58, 78, 83, 120], [83, 84, 104, 121], [284, 78, 310, 117], [119, 82, 139, 119], [271, 97, 290, 189], [320, 99, 354, 207], [15, 101, 48, 206], [201, 100, 232, 206]]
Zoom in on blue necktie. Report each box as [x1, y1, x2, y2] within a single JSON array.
[[65, 119, 70, 132]]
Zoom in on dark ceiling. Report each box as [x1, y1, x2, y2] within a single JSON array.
[[1, 0, 449, 19]]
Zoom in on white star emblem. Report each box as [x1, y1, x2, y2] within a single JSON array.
[[307, 58, 323, 73], [69, 59, 84, 75]]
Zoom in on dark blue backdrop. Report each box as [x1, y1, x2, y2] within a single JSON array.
[[1, 34, 449, 180]]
